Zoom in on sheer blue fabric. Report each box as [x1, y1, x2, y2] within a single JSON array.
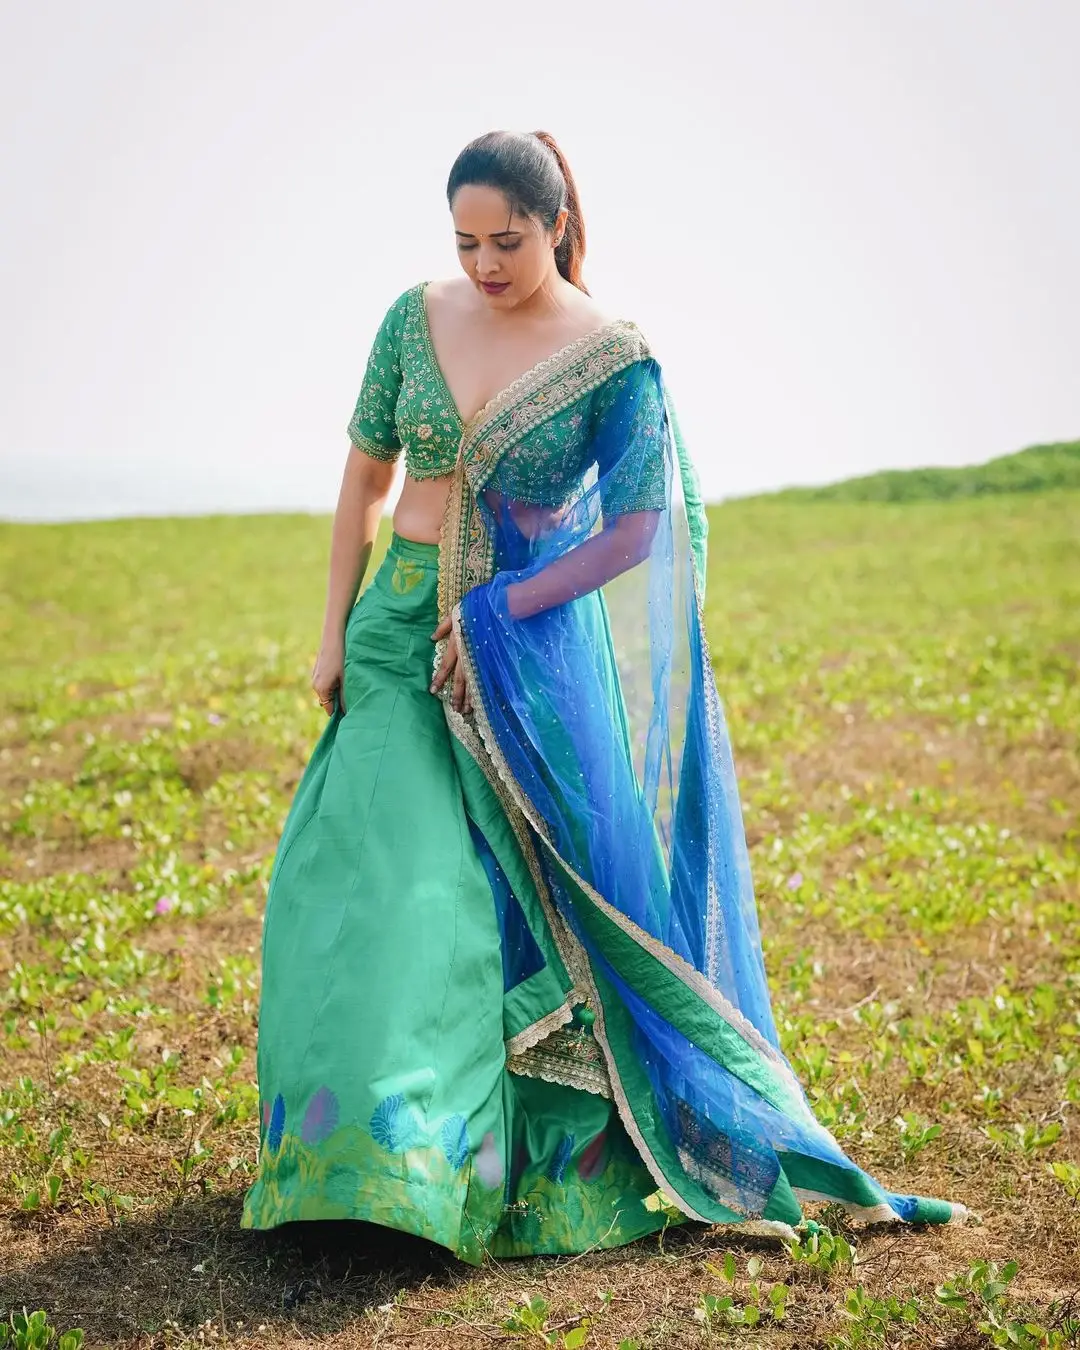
[[454, 355, 956, 1227]]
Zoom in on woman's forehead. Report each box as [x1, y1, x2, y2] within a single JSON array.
[[451, 185, 532, 236]]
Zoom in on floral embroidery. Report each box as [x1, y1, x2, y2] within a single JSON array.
[[346, 284, 460, 481], [507, 1021, 612, 1099], [347, 284, 667, 507], [461, 325, 649, 491], [672, 1097, 778, 1215]]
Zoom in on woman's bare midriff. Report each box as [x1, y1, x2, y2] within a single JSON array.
[[392, 472, 454, 546]]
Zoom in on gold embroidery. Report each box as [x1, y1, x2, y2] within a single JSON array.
[[347, 283, 461, 482], [504, 1001, 575, 1059], [462, 322, 651, 491], [434, 422, 597, 1075], [348, 431, 400, 463], [507, 1022, 613, 1100]]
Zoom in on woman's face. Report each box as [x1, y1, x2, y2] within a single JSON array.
[[451, 184, 566, 309]]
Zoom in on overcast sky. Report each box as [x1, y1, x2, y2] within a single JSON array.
[[1, 0, 1077, 521]]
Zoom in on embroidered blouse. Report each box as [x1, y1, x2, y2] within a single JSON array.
[[347, 283, 460, 481], [347, 282, 668, 515]]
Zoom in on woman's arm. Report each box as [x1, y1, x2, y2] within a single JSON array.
[[434, 513, 657, 714], [502, 510, 660, 619], [322, 446, 396, 642], [496, 359, 667, 620], [311, 447, 397, 713]]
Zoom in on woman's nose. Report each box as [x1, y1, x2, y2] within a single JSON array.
[[475, 243, 502, 277]]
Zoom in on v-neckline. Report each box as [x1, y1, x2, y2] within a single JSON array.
[[417, 280, 624, 433]]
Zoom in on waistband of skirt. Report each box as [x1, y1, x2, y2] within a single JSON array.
[[387, 531, 441, 566]]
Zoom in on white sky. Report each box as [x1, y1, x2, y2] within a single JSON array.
[[1, 0, 1078, 521]]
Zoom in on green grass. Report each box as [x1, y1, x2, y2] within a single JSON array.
[[1, 489, 1078, 1348], [768, 437, 1080, 502]]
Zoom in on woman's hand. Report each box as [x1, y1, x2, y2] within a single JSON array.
[[430, 615, 472, 715], [311, 639, 346, 717]]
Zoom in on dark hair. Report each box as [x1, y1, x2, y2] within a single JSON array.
[[446, 130, 588, 293]]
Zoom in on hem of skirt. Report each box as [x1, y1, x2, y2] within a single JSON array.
[[241, 1195, 487, 1267]]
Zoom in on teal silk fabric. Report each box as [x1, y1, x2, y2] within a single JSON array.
[[243, 537, 671, 1260]]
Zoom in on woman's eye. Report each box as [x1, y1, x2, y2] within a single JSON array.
[[456, 240, 518, 253]]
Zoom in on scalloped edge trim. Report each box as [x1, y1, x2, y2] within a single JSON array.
[[505, 1055, 613, 1101], [504, 1000, 576, 1059], [348, 431, 401, 463]]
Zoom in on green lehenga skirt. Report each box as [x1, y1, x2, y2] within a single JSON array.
[[241, 533, 671, 1262]]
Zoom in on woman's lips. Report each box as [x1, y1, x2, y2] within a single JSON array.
[[480, 281, 510, 295]]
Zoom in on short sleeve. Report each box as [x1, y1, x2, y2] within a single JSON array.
[[591, 359, 670, 518], [346, 291, 408, 461]]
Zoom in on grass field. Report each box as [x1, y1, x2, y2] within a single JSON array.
[[1, 489, 1078, 1348]]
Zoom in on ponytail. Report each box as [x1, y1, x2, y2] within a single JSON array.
[[531, 131, 589, 293]]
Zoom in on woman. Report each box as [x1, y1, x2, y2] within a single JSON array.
[[242, 130, 964, 1262]]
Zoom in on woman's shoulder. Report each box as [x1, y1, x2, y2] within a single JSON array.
[[586, 316, 663, 412], [363, 282, 429, 347], [593, 313, 654, 374], [571, 292, 652, 361], [380, 280, 428, 318]]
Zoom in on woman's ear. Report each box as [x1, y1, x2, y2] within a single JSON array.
[[552, 207, 569, 247]]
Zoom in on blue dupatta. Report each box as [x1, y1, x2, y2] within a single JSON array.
[[436, 319, 964, 1231]]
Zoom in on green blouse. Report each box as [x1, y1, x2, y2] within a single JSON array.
[[347, 283, 461, 481], [347, 282, 668, 515]]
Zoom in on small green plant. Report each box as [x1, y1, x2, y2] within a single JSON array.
[[502, 1294, 589, 1347], [697, 1253, 790, 1329], [643, 1187, 685, 1252], [935, 1259, 1080, 1348], [785, 1225, 857, 1278], [0, 1310, 84, 1350], [1046, 1160, 1080, 1203], [984, 1121, 1064, 1155], [503, 1296, 551, 1338], [829, 1285, 922, 1348], [893, 1109, 943, 1162]]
